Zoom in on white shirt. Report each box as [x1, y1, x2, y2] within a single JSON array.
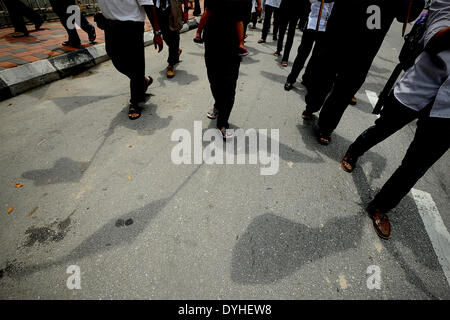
[[98, 0, 154, 22], [252, 0, 257, 13], [154, 0, 170, 9], [307, 1, 334, 32], [394, 0, 450, 118], [265, 0, 281, 8]]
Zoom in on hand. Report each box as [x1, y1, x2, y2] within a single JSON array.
[[154, 34, 163, 52]]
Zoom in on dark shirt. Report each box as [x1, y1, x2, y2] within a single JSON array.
[[326, 0, 397, 49], [204, 0, 252, 49]]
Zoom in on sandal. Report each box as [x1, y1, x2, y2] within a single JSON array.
[[318, 132, 331, 145], [258, 39, 266, 44], [273, 51, 281, 57], [128, 105, 142, 120], [144, 76, 153, 94], [220, 127, 234, 139], [341, 152, 358, 173], [207, 108, 218, 120], [281, 61, 288, 67]]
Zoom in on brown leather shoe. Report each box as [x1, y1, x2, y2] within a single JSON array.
[[341, 152, 358, 173], [166, 65, 175, 78], [368, 203, 391, 240]]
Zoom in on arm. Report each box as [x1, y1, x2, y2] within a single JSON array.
[[143, 5, 163, 52], [425, 27, 450, 55], [195, 8, 211, 39], [183, 0, 190, 22], [236, 21, 246, 50]]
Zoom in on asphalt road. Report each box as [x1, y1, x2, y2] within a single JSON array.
[[0, 24, 449, 299]]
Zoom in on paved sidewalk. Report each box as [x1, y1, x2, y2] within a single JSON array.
[[0, 17, 107, 70], [0, 3, 204, 101], [0, 2, 204, 70]]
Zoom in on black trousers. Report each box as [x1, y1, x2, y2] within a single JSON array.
[[3, 0, 42, 34], [157, 7, 181, 66], [205, 43, 241, 129], [261, 4, 280, 41], [287, 29, 323, 84], [348, 95, 450, 212], [104, 20, 146, 106], [193, 0, 202, 16], [305, 41, 374, 135], [276, 7, 300, 61], [49, 0, 93, 44]]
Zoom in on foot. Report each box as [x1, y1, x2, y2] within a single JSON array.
[[62, 41, 81, 48], [220, 127, 234, 139], [273, 51, 281, 57], [350, 96, 357, 105], [281, 61, 288, 67], [166, 65, 175, 78], [144, 76, 153, 94], [318, 131, 331, 145], [301, 109, 313, 120], [11, 31, 28, 38], [35, 15, 45, 30], [88, 25, 96, 43], [251, 25, 257, 29], [207, 107, 218, 120], [128, 105, 142, 120], [284, 82, 294, 91], [367, 202, 392, 240], [341, 152, 358, 173], [258, 38, 266, 44]]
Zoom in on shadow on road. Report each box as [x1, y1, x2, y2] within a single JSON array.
[[21, 157, 90, 186], [231, 212, 364, 284], [230, 122, 445, 298]]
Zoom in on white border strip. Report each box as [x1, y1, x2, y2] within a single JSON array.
[[411, 188, 450, 288]]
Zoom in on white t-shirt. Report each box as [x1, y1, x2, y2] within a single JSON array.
[[394, 0, 450, 119], [252, 0, 257, 13], [265, 0, 281, 8], [98, 0, 154, 22], [307, 1, 334, 32], [154, 0, 170, 9]]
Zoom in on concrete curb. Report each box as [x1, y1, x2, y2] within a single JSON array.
[[0, 17, 200, 102]]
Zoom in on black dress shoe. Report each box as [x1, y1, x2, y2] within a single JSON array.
[[62, 41, 81, 48], [284, 82, 294, 91], [35, 15, 46, 30]]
